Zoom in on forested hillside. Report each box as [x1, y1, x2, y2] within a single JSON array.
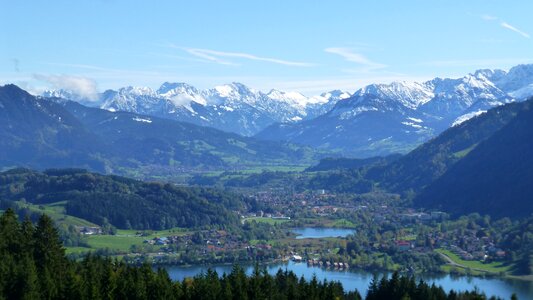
[[0, 168, 243, 230], [414, 101, 533, 218], [368, 99, 532, 192]]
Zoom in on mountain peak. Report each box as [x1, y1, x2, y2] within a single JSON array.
[[356, 81, 434, 109], [473, 68, 506, 82], [118, 86, 154, 96], [157, 82, 196, 94], [0, 85, 37, 107], [1, 84, 29, 96], [508, 63, 533, 76], [266, 89, 308, 106], [214, 82, 255, 96]]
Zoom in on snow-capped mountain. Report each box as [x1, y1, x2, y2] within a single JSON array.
[[256, 64, 533, 157], [42, 89, 98, 106], [43, 82, 349, 136], [42, 64, 533, 155]]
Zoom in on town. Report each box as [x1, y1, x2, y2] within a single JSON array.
[[69, 189, 511, 277]]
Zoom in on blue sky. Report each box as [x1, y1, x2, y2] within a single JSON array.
[[1, 0, 532, 96]]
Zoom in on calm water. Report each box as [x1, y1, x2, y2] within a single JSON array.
[[291, 227, 355, 239], [164, 261, 533, 299]]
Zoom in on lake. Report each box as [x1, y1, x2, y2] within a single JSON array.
[[291, 227, 355, 239], [164, 261, 533, 299]]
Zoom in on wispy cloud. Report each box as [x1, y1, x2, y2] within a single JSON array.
[[183, 48, 237, 66], [481, 15, 530, 39], [500, 22, 530, 39], [324, 47, 386, 71], [33, 74, 99, 101], [173, 46, 314, 67]]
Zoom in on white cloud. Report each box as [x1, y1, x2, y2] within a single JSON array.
[[480, 15, 530, 39], [176, 46, 314, 67], [324, 47, 386, 71], [33, 74, 99, 101], [500, 22, 530, 39]]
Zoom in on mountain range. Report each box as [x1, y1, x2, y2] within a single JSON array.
[[257, 64, 533, 156], [43, 64, 533, 157], [4, 65, 533, 218], [0, 84, 318, 177], [304, 97, 533, 218], [44, 83, 350, 137]]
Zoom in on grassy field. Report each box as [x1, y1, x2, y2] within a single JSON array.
[[16, 201, 98, 227], [330, 218, 357, 228], [66, 227, 190, 254], [242, 217, 291, 225], [115, 227, 188, 237], [85, 235, 151, 252], [10, 200, 192, 255], [435, 248, 511, 274]]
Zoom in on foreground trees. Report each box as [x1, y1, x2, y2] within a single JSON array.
[[0, 209, 516, 299]]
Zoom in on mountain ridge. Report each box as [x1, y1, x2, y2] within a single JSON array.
[[41, 64, 533, 156], [1, 84, 320, 177], [44, 82, 350, 136], [414, 98, 533, 218], [256, 65, 532, 156]]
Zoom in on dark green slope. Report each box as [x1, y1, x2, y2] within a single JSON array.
[[414, 102, 533, 218], [63, 101, 315, 169], [0, 84, 107, 171], [369, 100, 532, 192], [0, 168, 242, 229]]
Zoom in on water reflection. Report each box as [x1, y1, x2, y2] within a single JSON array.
[[164, 261, 533, 299]]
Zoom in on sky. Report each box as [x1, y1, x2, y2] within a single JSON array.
[[1, 0, 532, 96]]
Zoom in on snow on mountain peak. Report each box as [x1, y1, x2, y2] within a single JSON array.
[[119, 86, 155, 96], [157, 82, 206, 106], [157, 82, 196, 95], [473, 68, 506, 82], [494, 64, 533, 93], [39, 63, 533, 138], [266, 89, 309, 106], [209, 82, 258, 104], [213, 85, 235, 98], [356, 81, 434, 109]]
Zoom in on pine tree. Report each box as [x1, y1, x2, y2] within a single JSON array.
[[17, 254, 40, 300], [229, 264, 248, 300], [0, 209, 22, 299], [33, 214, 67, 299]]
